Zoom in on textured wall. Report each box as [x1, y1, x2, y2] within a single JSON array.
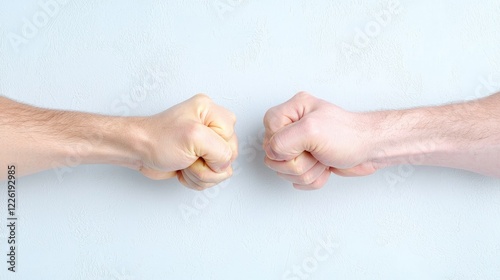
[[1, 0, 500, 279]]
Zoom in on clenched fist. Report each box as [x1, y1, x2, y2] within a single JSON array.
[[136, 94, 238, 190], [3, 90, 499, 188], [263, 92, 377, 190], [263, 91, 500, 189], [0, 94, 238, 190]]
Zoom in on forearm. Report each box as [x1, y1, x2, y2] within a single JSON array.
[[367, 93, 500, 177], [0, 97, 147, 180]]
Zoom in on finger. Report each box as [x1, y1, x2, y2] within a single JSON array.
[[140, 167, 177, 180], [176, 170, 193, 189], [265, 118, 316, 161], [189, 124, 233, 173], [196, 94, 236, 141], [182, 169, 218, 190], [263, 92, 317, 144], [278, 161, 328, 185], [293, 169, 331, 191], [263, 92, 315, 136], [330, 162, 377, 177], [228, 133, 239, 162], [185, 158, 233, 185], [264, 152, 318, 175], [177, 169, 205, 191]]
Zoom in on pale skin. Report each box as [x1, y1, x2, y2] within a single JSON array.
[[0, 94, 238, 190], [2, 92, 499, 191], [264, 92, 500, 190]]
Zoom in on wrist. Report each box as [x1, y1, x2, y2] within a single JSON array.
[[364, 108, 456, 169], [64, 115, 149, 170]]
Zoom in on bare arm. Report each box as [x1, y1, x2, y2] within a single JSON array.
[[368, 93, 500, 177], [263, 92, 500, 190], [0, 96, 144, 178], [0, 95, 237, 190]]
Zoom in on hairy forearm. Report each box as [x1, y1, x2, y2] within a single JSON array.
[[367, 93, 500, 177], [0, 97, 147, 180]]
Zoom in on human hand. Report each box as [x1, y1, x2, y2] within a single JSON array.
[[136, 94, 238, 190], [263, 92, 377, 190]]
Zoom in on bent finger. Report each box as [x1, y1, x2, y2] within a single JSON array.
[[293, 169, 331, 191], [264, 152, 318, 175], [140, 167, 177, 180], [185, 158, 233, 184], [329, 162, 377, 177], [205, 103, 237, 141], [277, 161, 328, 185], [263, 92, 317, 138], [228, 133, 239, 162], [190, 125, 233, 173], [182, 169, 218, 190]]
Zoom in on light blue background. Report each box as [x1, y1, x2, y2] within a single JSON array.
[[1, 0, 500, 279]]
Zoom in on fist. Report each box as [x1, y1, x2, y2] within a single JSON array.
[[263, 92, 377, 190], [137, 94, 238, 190]]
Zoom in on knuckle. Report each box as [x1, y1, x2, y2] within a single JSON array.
[[300, 117, 320, 138], [146, 173, 162, 181], [292, 184, 308, 191], [310, 177, 326, 190], [269, 134, 285, 155], [191, 93, 212, 108], [289, 157, 311, 175], [294, 91, 312, 100], [231, 148, 239, 161], [191, 167, 211, 183], [220, 126, 234, 140], [263, 109, 275, 123], [263, 109, 279, 130], [227, 166, 234, 177], [184, 123, 204, 143], [194, 93, 211, 101], [290, 163, 305, 175], [300, 173, 316, 185], [264, 156, 275, 169], [310, 182, 324, 190], [188, 173, 215, 191], [220, 146, 233, 163], [228, 111, 237, 125]]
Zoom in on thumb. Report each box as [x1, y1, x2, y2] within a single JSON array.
[[139, 168, 177, 180], [329, 162, 377, 177], [192, 126, 233, 173], [265, 119, 316, 161]]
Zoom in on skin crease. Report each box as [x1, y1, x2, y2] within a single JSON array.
[[263, 92, 500, 191], [0, 94, 237, 191]]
